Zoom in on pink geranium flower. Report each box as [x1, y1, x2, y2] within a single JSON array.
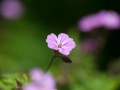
[[46, 33, 76, 55], [23, 68, 56, 90]]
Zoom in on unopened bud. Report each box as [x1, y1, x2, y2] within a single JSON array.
[[61, 56, 72, 63], [15, 79, 23, 88]]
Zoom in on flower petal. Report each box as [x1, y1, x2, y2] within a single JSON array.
[[62, 40, 76, 50], [62, 38, 75, 49], [58, 33, 69, 44], [59, 47, 70, 55], [47, 44, 58, 50], [46, 33, 58, 50], [58, 33, 75, 49]]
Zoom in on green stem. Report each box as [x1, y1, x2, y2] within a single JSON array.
[[45, 55, 56, 73]]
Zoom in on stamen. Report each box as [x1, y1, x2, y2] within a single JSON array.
[[58, 43, 62, 48]]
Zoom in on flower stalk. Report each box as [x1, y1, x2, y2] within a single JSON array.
[[45, 54, 56, 73]]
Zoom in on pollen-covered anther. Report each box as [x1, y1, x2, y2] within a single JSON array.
[[58, 43, 62, 48]]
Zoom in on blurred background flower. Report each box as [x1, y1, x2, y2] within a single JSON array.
[[0, 0, 24, 20], [23, 68, 56, 90], [102, 10, 120, 29], [78, 10, 120, 32]]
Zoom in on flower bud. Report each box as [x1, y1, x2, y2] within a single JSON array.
[[61, 56, 72, 63], [15, 79, 23, 88]]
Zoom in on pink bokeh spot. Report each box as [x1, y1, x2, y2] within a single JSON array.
[[0, 0, 24, 20], [46, 33, 76, 55]]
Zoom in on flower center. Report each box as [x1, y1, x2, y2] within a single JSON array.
[[58, 43, 62, 48]]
